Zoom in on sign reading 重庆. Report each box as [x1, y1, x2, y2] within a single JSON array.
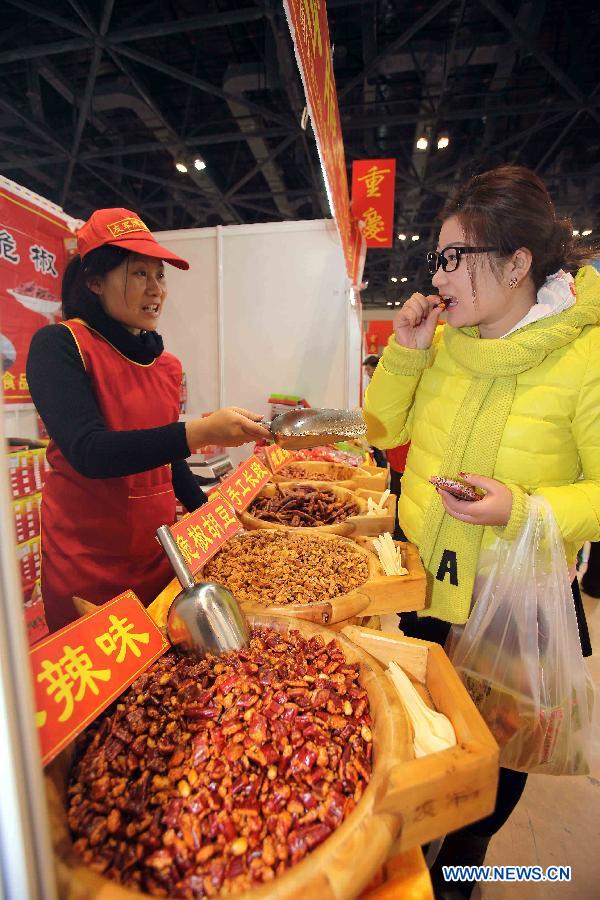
[[264, 444, 295, 474], [284, 0, 365, 284], [351, 159, 396, 248], [169, 496, 242, 574], [30, 590, 168, 766], [209, 454, 271, 514]]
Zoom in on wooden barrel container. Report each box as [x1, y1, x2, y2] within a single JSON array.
[[147, 531, 425, 629], [239, 482, 395, 538], [271, 462, 389, 494], [45, 614, 413, 900]]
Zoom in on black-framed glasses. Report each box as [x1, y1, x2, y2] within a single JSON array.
[[426, 245, 499, 276]]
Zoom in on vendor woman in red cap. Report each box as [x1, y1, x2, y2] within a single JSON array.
[[27, 208, 270, 633]]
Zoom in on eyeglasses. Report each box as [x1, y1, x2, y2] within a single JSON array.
[[426, 245, 499, 276]]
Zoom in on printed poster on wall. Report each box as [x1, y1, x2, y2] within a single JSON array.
[[0, 184, 75, 406]]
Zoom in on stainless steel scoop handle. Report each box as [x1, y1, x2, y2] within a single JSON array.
[[156, 525, 195, 590]]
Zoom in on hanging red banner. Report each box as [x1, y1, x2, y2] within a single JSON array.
[[30, 590, 168, 766], [351, 159, 396, 248], [0, 183, 75, 405], [284, 0, 365, 285]]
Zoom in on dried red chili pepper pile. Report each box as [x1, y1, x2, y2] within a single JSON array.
[[67, 627, 372, 897], [249, 485, 358, 527]]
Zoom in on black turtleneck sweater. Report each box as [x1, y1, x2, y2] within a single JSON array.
[[26, 306, 206, 513]]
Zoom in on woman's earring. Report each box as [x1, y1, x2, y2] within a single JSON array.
[[508, 276, 518, 289]]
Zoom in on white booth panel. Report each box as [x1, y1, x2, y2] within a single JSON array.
[[154, 228, 219, 414], [219, 220, 349, 417]]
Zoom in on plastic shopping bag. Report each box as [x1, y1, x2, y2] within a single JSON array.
[[448, 496, 595, 775]]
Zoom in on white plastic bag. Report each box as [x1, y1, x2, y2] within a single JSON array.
[[448, 496, 595, 775]]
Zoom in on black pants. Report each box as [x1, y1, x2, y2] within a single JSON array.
[[582, 541, 600, 599]]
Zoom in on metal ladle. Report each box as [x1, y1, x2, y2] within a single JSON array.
[[156, 525, 250, 656], [263, 407, 366, 450]]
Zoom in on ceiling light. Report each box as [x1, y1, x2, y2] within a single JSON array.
[[394, 301, 401, 306], [416, 136, 428, 151], [398, 232, 407, 241], [386, 301, 393, 307], [400, 276, 408, 283], [437, 135, 450, 150], [572, 229, 580, 236], [390, 276, 398, 283], [411, 234, 420, 241], [194, 158, 206, 171], [582, 229, 592, 236], [175, 162, 188, 173]]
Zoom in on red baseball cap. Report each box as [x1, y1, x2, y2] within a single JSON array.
[[77, 208, 190, 270]]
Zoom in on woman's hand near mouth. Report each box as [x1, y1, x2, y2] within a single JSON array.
[[393, 292, 442, 349]]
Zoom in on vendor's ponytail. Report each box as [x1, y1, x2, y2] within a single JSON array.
[[62, 245, 131, 319], [441, 165, 599, 290]]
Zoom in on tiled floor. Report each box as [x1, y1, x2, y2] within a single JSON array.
[[479, 591, 600, 899]]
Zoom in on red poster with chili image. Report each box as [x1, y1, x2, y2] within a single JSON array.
[[0, 185, 75, 405]]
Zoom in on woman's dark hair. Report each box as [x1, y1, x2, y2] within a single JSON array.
[[440, 165, 598, 290], [62, 245, 132, 319], [363, 355, 380, 367]]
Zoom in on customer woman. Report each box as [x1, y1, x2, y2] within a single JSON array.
[[363, 166, 599, 897], [27, 208, 269, 633]]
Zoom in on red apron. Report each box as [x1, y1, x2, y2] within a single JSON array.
[[41, 319, 181, 632]]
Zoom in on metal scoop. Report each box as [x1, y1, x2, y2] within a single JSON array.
[[264, 407, 367, 450], [156, 525, 250, 656]]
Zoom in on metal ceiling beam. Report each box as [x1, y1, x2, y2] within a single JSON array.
[[5, 0, 89, 37], [534, 86, 599, 172], [338, 0, 455, 101], [0, 37, 90, 65], [224, 134, 298, 198], [3, 96, 594, 175], [82, 159, 209, 199], [60, 0, 115, 206], [114, 45, 293, 129], [0, 4, 267, 59], [478, 0, 600, 128], [108, 8, 266, 44]]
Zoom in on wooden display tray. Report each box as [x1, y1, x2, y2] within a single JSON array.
[[271, 461, 389, 495], [361, 847, 433, 900], [147, 531, 425, 629], [341, 625, 500, 852], [239, 482, 396, 538], [45, 614, 414, 900]]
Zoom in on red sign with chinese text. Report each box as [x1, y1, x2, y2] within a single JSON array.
[[30, 590, 168, 766], [0, 186, 74, 405], [169, 495, 242, 574], [284, 0, 366, 284], [352, 159, 396, 248], [210, 454, 271, 514], [264, 444, 295, 474]]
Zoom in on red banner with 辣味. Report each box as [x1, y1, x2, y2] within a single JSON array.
[[284, 0, 365, 285], [0, 186, 74, 405], [30, 590, 168, 766], [351, 159, 396, 248]]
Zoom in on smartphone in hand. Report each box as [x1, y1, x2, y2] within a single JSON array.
[[430, 476, 483, 502]]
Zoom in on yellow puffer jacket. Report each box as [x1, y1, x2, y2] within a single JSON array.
[[364, 266, 600, 620]]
